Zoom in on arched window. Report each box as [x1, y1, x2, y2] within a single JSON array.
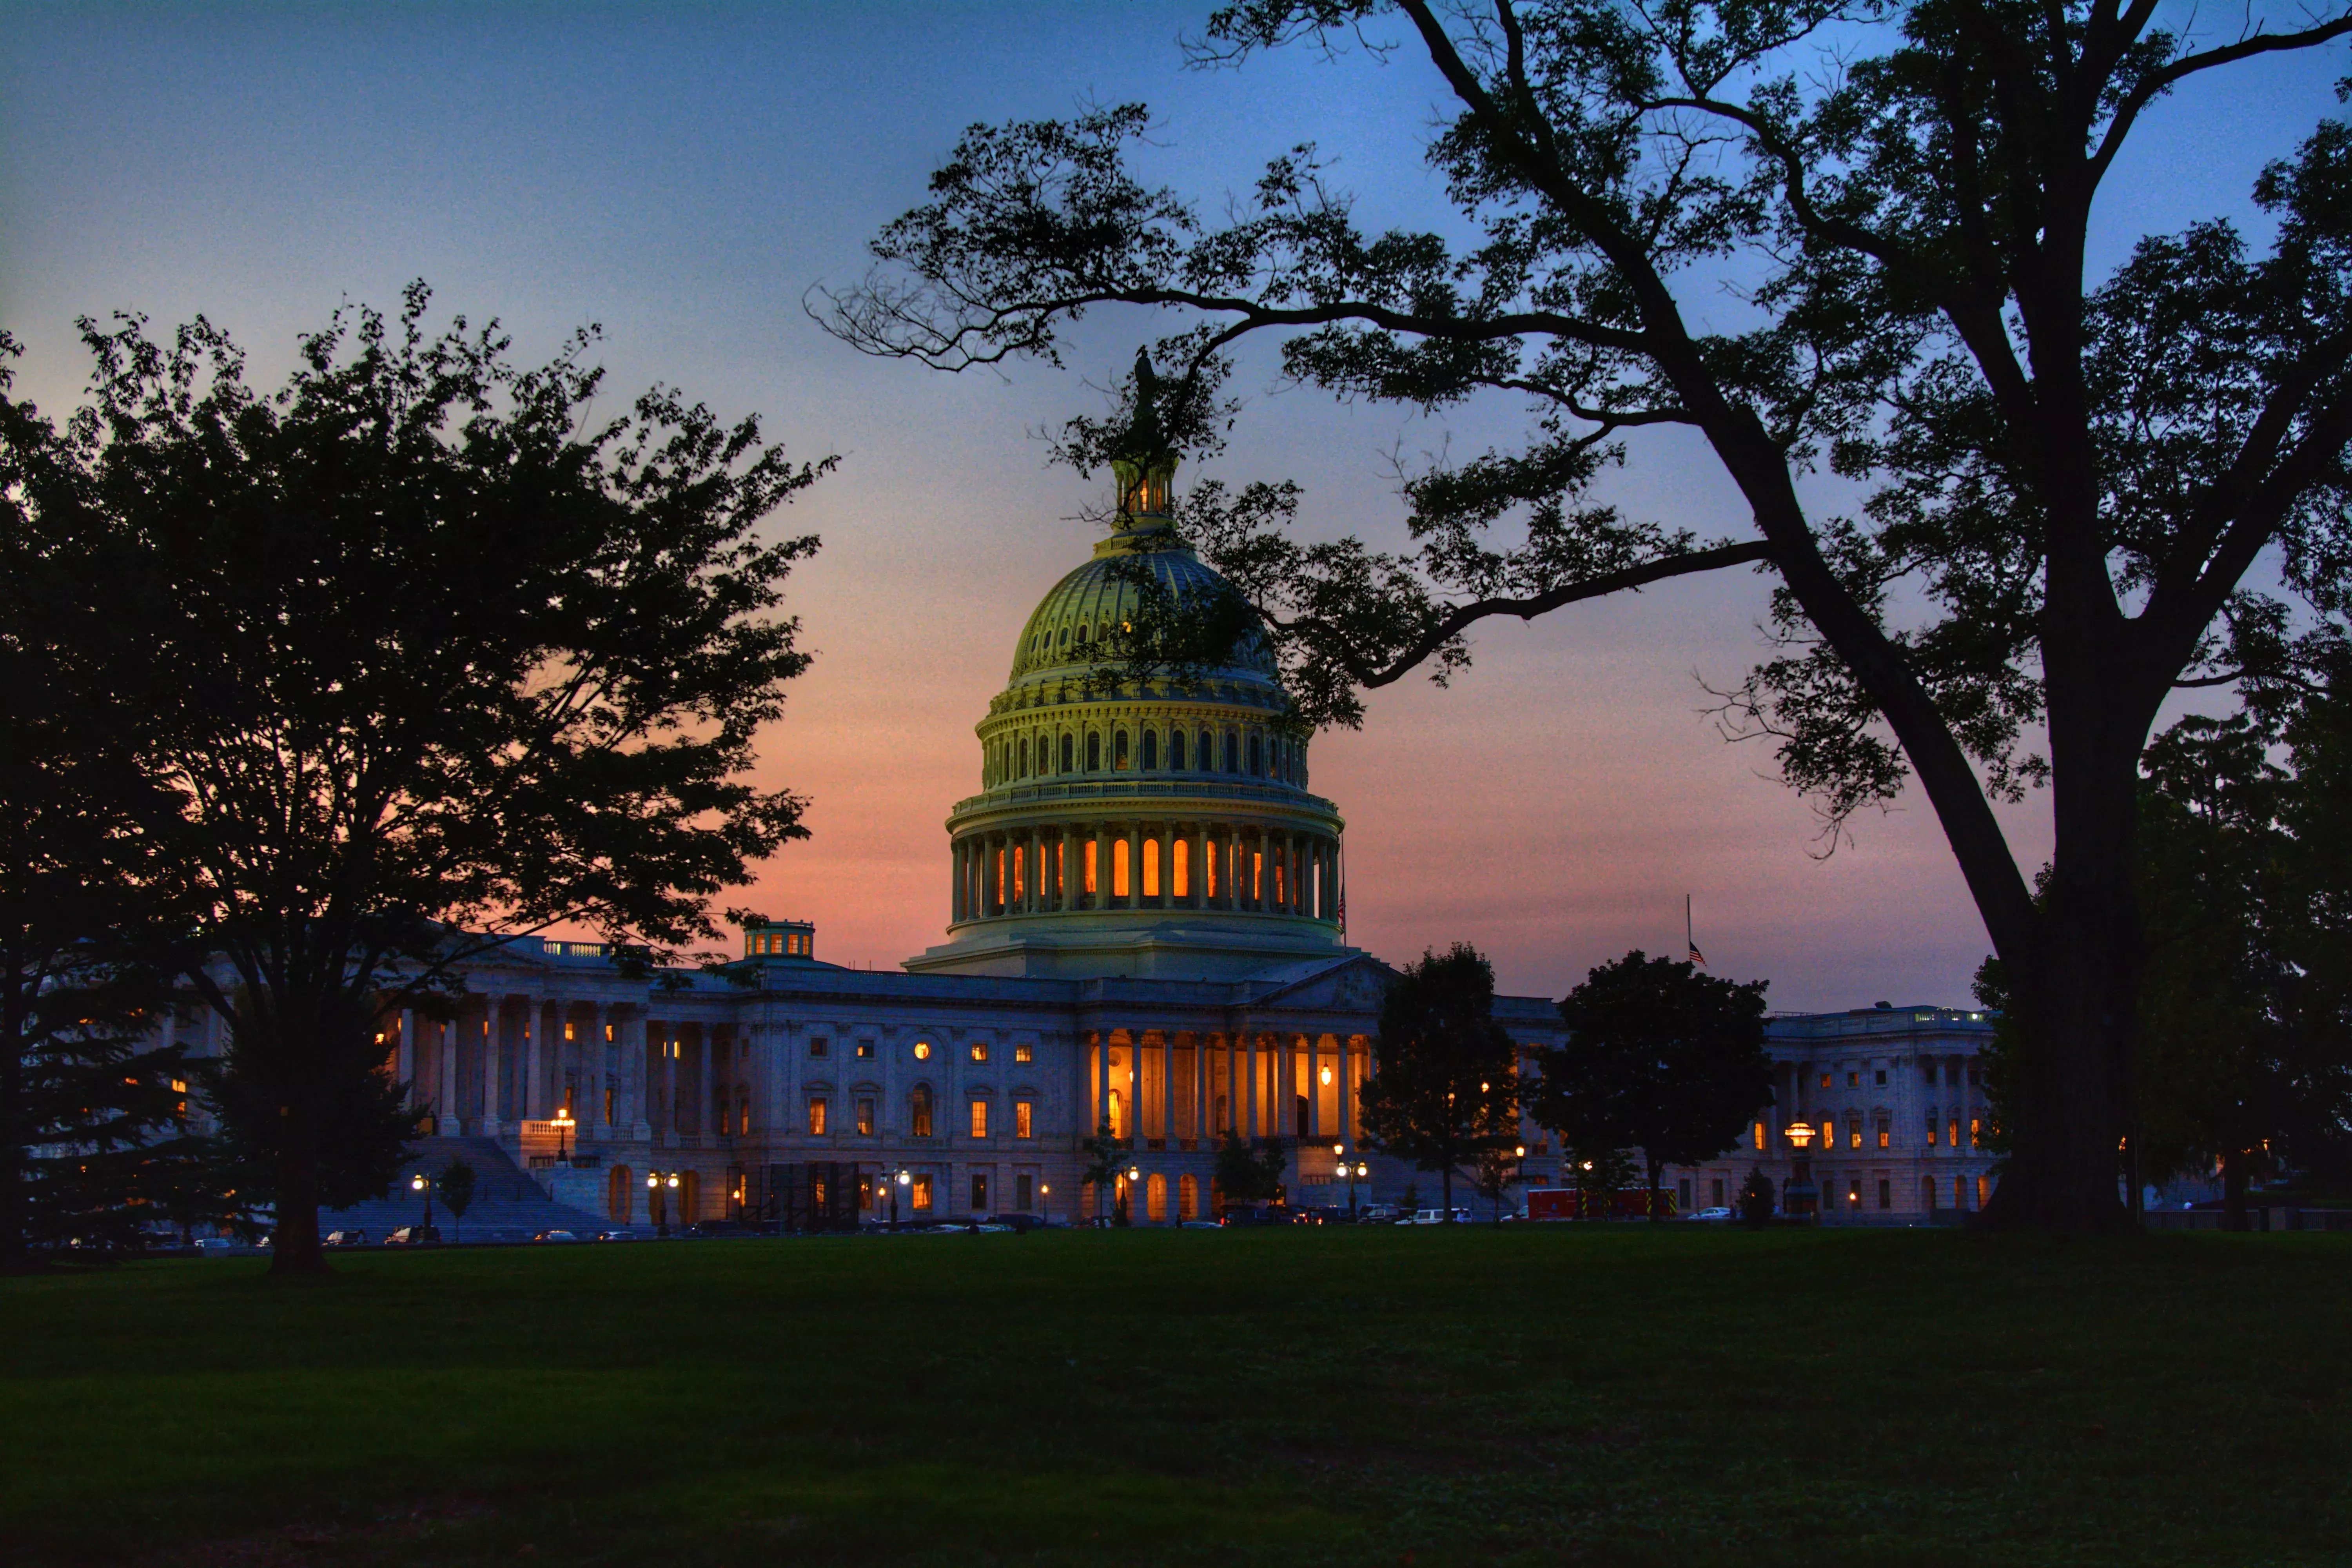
[[1248, 733, 1262, 774], [1086, 731, 1102, 771], [911, 1084, 934, 1138], [1018, 737, 1029, 778], [1200, 728, 1214, 770], [1142, 838, 1159, 897], [1114, 730, 1131, 770], [1142, 730, 1158, 769], [1169, 730, 1186, 771], [1113, 838, 1131, 898], [1059, 625, 1071, 648], [1146, 1173, 1168, 1222], [1061, 733, 1074, 773], [1224, 731, 1239, 772], [1076, 623, 1091, 644]]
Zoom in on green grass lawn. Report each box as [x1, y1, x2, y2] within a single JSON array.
[[3, 1227, 2346, 1567]]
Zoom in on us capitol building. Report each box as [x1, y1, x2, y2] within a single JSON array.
[[347, 464, 1578, 1230], [256, 460, 1999, 1232]]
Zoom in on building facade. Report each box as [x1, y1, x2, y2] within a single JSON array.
[[1670, 1004, 2002, 1223]]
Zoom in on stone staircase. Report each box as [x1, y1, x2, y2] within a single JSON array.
[[319, 1135, 638, 1243]]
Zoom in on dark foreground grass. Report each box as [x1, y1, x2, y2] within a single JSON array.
[[2, 1227, 2346, 1567]]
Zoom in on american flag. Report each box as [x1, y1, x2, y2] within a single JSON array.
[[1686, 894, 1704, 966]]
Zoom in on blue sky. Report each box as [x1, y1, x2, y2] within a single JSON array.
[[4, 2, 2341, 1004]]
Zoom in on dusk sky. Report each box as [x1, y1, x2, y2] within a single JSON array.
[[5, 3, 2339, 1008]]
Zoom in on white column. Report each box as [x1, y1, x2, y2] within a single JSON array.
[[437, 1016, 459, 1135], [480, 994, 503, 1136], [699, 1028, 714, 1138]]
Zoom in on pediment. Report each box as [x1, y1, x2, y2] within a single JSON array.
[[1244, 953, 1396, 1016]]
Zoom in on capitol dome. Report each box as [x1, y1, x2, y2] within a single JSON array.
[[904, 477, 1350, 981]]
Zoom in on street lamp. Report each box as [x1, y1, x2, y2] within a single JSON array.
[[1334, 1143, 1367, 1220], [1781, 1121, 1820, 1223], [1125, 1164, 1142, 1226], [410, 1171, 435, 1232], [550, 1108, 576, 1165], [646, 1169, 682, 1236], [887, 1166, 911, 1228], [1039, 1181, 1051, 1227]]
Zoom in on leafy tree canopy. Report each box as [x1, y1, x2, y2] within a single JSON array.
[[1358, 943, 1521, 1218], [1533, 949, 1772, 1217], [5, 285, 829, 1272]]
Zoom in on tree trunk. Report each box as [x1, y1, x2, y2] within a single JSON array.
[[269, 1112, 329, 1275], [0, 969, 26, 1275], [1976, 705, 2147, 1234], [2221, 1147, 2250, 1232]]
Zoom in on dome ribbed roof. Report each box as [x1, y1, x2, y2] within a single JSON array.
[[1009, 537, 1277, 682]]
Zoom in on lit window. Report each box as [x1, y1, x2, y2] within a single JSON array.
[[1849, 1123, 1863, 1149], [1821, 1117, 1835, 1148], [1969, 1117, 1982, 1148], [972, 1172, 989, 1212], [1114, 730, 1130, 770], [604, 1086, 615, 1125], [1015, 1042, 1033, 1063], [1876, 1117, 1890, 1150], [856, 1096, 875, 1136], [1752, 1120, 1764, 1151], [1925, 1112, 1938, 1145], [970, 1099, 989, 1138], [1142, 838, 1159, 897], [911, 1086, 934, 1138], [1847, 1070, 1860, 1087], [1173, 838, 1189, 897], [1147, 1173, 1167, 1222], [1819, 1072, 1832, 1089], [1016, 1100, 1033, 1139], [911, 1174, 933, 1210], [856, 1040, 874, 1059], [1976, 1174, 1990, 1207], [1949, 1117, 1960, 1148], [913, 1040, 932, 1061], [807, 1098, 826, 1136], [809, 1037, 829, 1058], [970, 1041, 989, 1063], [1114, 838, 1131, 897]]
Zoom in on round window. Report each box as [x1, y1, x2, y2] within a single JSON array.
[[913, 1040, 932, 1060]]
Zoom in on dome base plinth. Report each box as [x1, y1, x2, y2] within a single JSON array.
[[904, 917, 1354, 982]]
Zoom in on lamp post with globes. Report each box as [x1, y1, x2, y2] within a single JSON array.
[[1124, 1164, 1142, 1226], [646, 1169, 682, 1237], [550, 1108, 576, 1165], [409, 1171, 435, 1234], [1332, 1143, 1373, 1221]]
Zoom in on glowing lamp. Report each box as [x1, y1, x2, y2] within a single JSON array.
[[411, 1174, 425, 1192], [1784, 1121, 1816, 1149], [1515, 1145, 1526, 1158], [1127, 1165, 1141, 1182], [1333, 1143, 1345, 1158], [1319, 1065, 1333, 1085], [647, 1174, 659, 1189], [897, 1170, 911, 1186]]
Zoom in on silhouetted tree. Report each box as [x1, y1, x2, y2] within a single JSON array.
[[829, 2, 2352, 1230], [12, 285, 829, 1274], [438, 1158, 477, 1244], [1358, 944, 1519, 1221], [1534, 951, 1771, 1220], [1212, 1132, 1286, 1210], [1081, 1122, 1134, 1225]]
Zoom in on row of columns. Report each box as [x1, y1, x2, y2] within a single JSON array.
[[1087, 1029, 1368, 1147], [954, 822, 1339, 923], [388, 996, 756, 1145]]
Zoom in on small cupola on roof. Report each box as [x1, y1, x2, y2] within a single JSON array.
[[743, 918, 817, 961]]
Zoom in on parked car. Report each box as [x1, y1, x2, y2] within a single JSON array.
[[385, 1225, 440, 1245], [1399, 1208, 1474, 1225], [323, 1229, 368, 1247], [595, 1230, 637, 1242], [1685, 1206, 1735, 1223], [192, 1236, 238, 1254], [1357, 1203, 1401, 1224], [531, 1229, 579, 1243]]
